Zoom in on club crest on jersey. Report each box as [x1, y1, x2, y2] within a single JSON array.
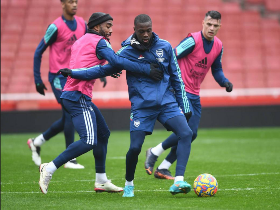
[[156, 49, 163, 57], [156, 49, 165, 62], [134, 120, 140, 128]]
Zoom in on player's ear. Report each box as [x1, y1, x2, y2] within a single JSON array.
[[133, 27, 135, 32]]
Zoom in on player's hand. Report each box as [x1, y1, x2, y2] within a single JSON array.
[[36, 83, 47, 96], [224, 82, 233, 92], [149, 63, 163, 81], [111, 71, 122, 78], [57, 68, 72, 77], [184, 111, 192, 122], [100, 77, 107, 88]]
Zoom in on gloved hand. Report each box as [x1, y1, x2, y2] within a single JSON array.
[[111, 71, 122, 78], [36, 83, 47, 96], [224, 82, 233, 92], [100, 77, 107, 88], [149, 63, 163, 81], [184, 111, 192, 122], [57, 68, 72, 77]]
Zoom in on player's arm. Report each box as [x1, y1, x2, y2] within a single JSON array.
[[168, 47, 191, 119], [211, 47, 233, 92], [96, 39, 152, 75], [174, 36, 195, 59], [34, 24, 58, 95], [68, 64, 120, 80]]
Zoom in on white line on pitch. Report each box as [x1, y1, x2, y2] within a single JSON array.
[[2, 187, 280, 194], [1, 172, 279, 185]]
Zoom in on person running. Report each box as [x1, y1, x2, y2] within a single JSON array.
[[145, 10, 233, 180]]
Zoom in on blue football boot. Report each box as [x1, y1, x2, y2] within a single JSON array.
[[122, 185, 134, 197], [169, 181, 191, 195]]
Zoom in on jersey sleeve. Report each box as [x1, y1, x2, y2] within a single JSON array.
[[168, 46, 191, 114], [211, 47, 229, 87], [174, 36, 195, 59], [96, 39, 151, 75], [33, 24, 58, 84], [71, 64, 119, 80]]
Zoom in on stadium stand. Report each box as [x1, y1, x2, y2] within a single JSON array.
[[1, 0, 280, 110]]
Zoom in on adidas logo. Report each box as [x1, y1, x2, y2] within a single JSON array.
[[138, 55, 144, 59], [67, 34, 78, 45], [195, 57, 208, 69]]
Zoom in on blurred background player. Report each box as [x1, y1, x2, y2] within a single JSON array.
[[27, 0, 106, 169], [38, 12, 163, 194], [145, 10, 233, 180]]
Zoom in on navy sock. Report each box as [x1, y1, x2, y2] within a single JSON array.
[[53, 140, 93, 168], [125, 131, 146, 181]]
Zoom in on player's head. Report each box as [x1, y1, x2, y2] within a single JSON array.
[[202, 10, 222, 41], [88, 12, 113, 39], [61, 0, 78, 17], [134, 14, 153, 46]]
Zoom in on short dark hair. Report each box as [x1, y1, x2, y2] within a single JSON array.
[[205, 10, 221, 20], [134, 14, 152, 26]]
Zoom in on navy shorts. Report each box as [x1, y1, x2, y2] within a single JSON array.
[[50, 75, 67, 104], [62, 96, 110, 145], [130, 102, 184, 134]]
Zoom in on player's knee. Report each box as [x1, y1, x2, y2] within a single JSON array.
[[129, 145, 142, 156], [179, 127, 193, 142]]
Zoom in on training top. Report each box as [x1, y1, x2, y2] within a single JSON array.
[[63, 33, 106, 98], [33, 15, 86, 84], [174, 31, 229, 95]]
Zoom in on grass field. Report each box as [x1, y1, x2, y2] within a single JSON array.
[[1, 127, 280, 210]]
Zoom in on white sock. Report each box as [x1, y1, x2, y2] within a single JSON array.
[[174, 176, 184, 183], [96, 173, 108, 184], [151, 143, 165, 156], [158, 159, 172, 170], [33, 134, 46, 147], [45, 161, 57, 174], [125, 180, 134, 186]]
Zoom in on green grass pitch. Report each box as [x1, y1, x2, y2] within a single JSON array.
[[1, 127, 280, 209]]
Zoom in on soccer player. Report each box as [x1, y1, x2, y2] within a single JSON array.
[[27, 0, 107, 169], [38, 12, 163, 194], [145, 10, 233, 180]]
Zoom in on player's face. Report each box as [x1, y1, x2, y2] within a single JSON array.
[[134, 22, 152, 46], [99, 20, 113, 39], [202, 16, 221, 41], [62, 0, 78, 16]]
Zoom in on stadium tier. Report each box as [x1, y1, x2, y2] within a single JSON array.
[[1, 0, 280, 111]]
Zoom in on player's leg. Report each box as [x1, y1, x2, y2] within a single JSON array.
[[123, 130, 146, 197], [39, 97, 97, 194], [123, 109, 156, 197], [164, 115, 193, 194], [91, 102, 122, 193], [27, 76, 65, 166]]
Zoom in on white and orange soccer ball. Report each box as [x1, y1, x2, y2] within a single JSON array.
[[193, 173, 218, 197]]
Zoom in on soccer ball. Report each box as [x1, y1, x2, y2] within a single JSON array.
[[193, 173, 218, 197]]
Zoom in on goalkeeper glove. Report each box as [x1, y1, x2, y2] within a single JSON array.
[[57, 68, 72, 77]]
